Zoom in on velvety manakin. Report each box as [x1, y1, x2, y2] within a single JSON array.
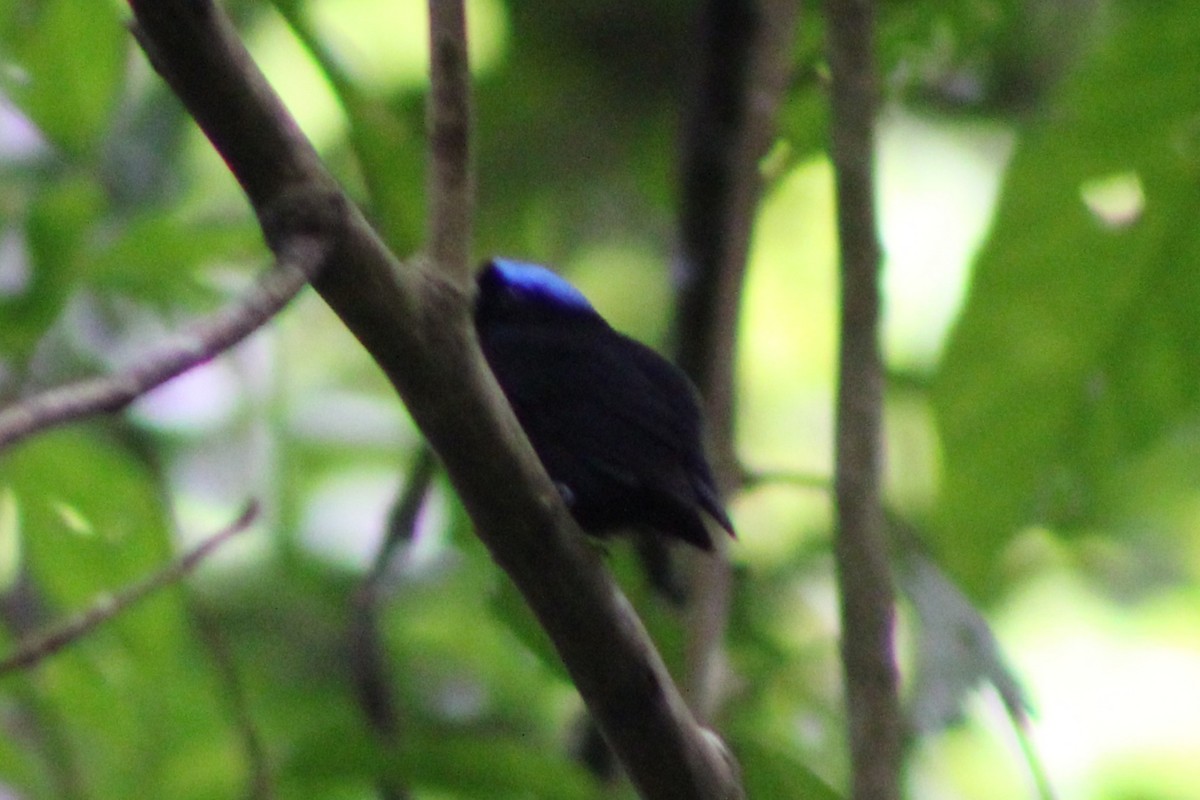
[[474, 258, 735, 551]]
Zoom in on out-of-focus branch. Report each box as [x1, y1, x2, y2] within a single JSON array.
[[365, 445, 439, 590], [340, 4, 461, 792], [0, 502, 258, 675], [126, 2, 743, 797], [193, 606, 277, 800], [674, 0, 801, 720], [825, 0, 903, 798], [426, 0, 473, 281], [349, 446, 437, 800], [739, 466, 830, 493], [676, 0, 800, 445], [0, 233, 326, 453]]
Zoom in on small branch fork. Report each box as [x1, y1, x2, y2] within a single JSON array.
[[113, 2, 746, 798]]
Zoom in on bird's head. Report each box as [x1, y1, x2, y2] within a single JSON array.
[[475, 259, 603, 326]]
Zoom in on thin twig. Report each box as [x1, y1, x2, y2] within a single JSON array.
[[0, 235, 328, 453], [0, 502, 259, 675], [426, 0, 472, 281], [365, 444, 438, 591], [739, 466, 830, 492], [1011, 710, 1058, 800], [348, 446, 436, 800], [826, 0, 903, 798], [353, 449, 437, 717]]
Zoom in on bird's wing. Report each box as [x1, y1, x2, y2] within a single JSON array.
[[482, 321, 732, 534], [484, 323, 699, 461]]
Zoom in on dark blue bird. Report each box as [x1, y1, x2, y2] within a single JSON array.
[[474, 258, 735, 552]]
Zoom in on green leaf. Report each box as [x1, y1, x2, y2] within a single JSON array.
[[0, 487, 20, 591], [88, 213, 262, 308], [399, 728, 601, 799], [0, 427, 174, 630], [269, 0, 426, 254], [0, 175, 105, 363], [0, 428, 240, 800], [931, 0, 1200, 591], [3, 0, 126, 158]]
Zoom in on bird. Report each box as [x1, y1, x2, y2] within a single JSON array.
[[473, 257, 735, 554]]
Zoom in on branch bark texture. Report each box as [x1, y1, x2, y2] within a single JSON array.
[[826, 1, 903, 798], [125, 2, 743, 798], [675, 0, 801, 720], [426, 0, 473, 279]]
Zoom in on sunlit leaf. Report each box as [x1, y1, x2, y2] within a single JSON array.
[[932, 0, 1200, 592], [0, 487, 20, 591]]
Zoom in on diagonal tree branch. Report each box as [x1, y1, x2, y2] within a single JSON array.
[[124, 2, 744, 797], [0, 502, 258, 675], [826, 0, 903, 798], [0, 230, 329, 453]]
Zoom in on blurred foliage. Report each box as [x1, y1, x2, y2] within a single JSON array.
[[1, 0, 1199, 799], [932, 0, 1200, 591]]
